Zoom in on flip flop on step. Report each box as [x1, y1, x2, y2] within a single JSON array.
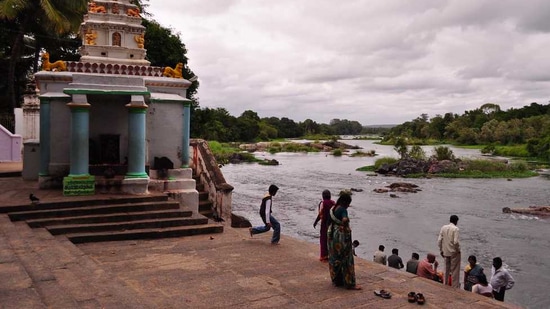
[[374, 290, 392, 299], [416, 293, 426, 305]]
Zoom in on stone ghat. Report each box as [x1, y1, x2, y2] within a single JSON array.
[[65, 61, 165, 77]]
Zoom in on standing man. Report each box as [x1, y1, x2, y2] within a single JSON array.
[[249, 185, 281, 245], [373, 245, 387, 265], [490, 257, 515, 301], [438, 215, 461, 288], [387, 248, 404, 270]]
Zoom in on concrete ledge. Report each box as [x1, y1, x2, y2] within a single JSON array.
[[148, 179, 196, 192], [166, 189, 198, 213], [168, 168, 192, 179], [121, 177, 149, 195]]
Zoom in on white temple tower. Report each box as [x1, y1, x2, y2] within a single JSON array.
[[80, 0, 150, 66]]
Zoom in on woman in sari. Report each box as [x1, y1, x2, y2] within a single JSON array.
[[464, 255, 484, 291], [327, 192, 361, 290]]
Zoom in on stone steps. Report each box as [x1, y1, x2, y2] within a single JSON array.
[[0, 195, 169, 213], [2, 195, 223, 244], [8, 200, 181, 221], [66, 223, 224, 244], [26, 209, 192, 227], [0, 214, 155, 308]]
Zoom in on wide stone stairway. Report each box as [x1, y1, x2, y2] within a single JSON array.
[[0, 213, 163, 308], [0, 195, 222, 244]]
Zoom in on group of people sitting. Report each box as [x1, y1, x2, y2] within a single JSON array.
[[372, 245, 514, 300]]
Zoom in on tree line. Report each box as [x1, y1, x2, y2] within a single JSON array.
[[384, 102, 550, 159], [3, 1, 547, 160], [190, 107, 364, 142]]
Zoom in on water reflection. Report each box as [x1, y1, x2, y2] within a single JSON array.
[[222, 140, 550, 308]]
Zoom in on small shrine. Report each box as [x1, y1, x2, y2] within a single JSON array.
[[31, 0, 197, 208]]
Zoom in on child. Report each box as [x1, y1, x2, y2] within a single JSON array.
[[352, 240, 360, 256]]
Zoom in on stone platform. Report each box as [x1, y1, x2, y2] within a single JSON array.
[[0, 164, 521, 308]]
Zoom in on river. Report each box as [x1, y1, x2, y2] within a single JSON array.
[[221, 140, 550, 308]]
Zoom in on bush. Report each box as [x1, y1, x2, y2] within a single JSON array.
[[373, 157, 398, 169], [409, 145, 426, 160], [481, 144, 496, 155], [332, 149, 343, 156], [508, 161, 529, 172], [432, 146, 455, 161], [463, 159, 507, 172], [493, 145, 530, 157]]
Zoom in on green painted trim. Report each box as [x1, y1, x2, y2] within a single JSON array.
[[64, 89, 150, 96], [150, 98, 192, 105], [63, 175, 96, 196], [38, 173, 49, 176], [67, 174, 93, 178], [125, 172, 149, 178]]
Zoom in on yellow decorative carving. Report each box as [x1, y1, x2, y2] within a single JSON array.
[[163, 63, 184, 78], [85, 29, 98, 45], [134, 33, 145, 48], [41, 52, 67, 72], [127, 7, 140, 17], [88, 2, 107, 13]]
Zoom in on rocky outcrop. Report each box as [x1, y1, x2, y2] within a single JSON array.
[[502, 206, 550, 216], [231, 213, 252, 228], [375, 158, 465, 176], [259, 159, 279, 166], [375, 158, 431, 176], [373, 182, 421, 194]]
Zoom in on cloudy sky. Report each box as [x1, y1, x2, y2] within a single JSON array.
[[146, 0, 550, 126]]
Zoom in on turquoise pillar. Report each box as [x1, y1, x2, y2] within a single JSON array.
[[67, 103, 90, 176], [39, 98, 51, 176], [126, 105, 148, 178], [182, 103, 191, 167]]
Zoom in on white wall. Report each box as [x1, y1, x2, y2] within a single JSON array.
[[0, 125, 22, 161]]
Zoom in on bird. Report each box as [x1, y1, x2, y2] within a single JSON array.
[[29, 193, 40, 204]]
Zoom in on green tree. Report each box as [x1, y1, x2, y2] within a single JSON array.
[[393, 137, 408, 159], [236, 110, 260, 142], [142, 19, 199, 106], [0, 0, 87, 111]]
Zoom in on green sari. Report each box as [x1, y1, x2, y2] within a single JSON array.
[[327, 206, 356, 288]]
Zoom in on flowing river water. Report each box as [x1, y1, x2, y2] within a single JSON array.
[[221, 140, 550, 308]]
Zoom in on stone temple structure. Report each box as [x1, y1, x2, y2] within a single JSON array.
[[31, 0, 197, 206]]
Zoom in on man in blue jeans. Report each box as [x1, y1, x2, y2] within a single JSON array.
[[249, 184, 280, 245]]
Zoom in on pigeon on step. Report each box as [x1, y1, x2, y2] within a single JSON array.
[[29, 193, 40, 204]]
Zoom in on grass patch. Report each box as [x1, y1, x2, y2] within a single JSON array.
[[350, 150, 376, 157], [356, 165, 376, 171], [208, 141, 260, 164]]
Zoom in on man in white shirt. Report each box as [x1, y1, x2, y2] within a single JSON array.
[[490, 257, 515, 301], [438, 215, 460, 288], [249, 185, 281, 245], [373, 245, 387, 265]]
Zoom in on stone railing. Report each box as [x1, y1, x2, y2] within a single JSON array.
[[190, 139, 233, 222], [65, 61, 164, 76]]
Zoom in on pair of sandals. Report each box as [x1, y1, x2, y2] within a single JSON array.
[[408, 292, 425, 305], [374, 290, 392, 299]]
